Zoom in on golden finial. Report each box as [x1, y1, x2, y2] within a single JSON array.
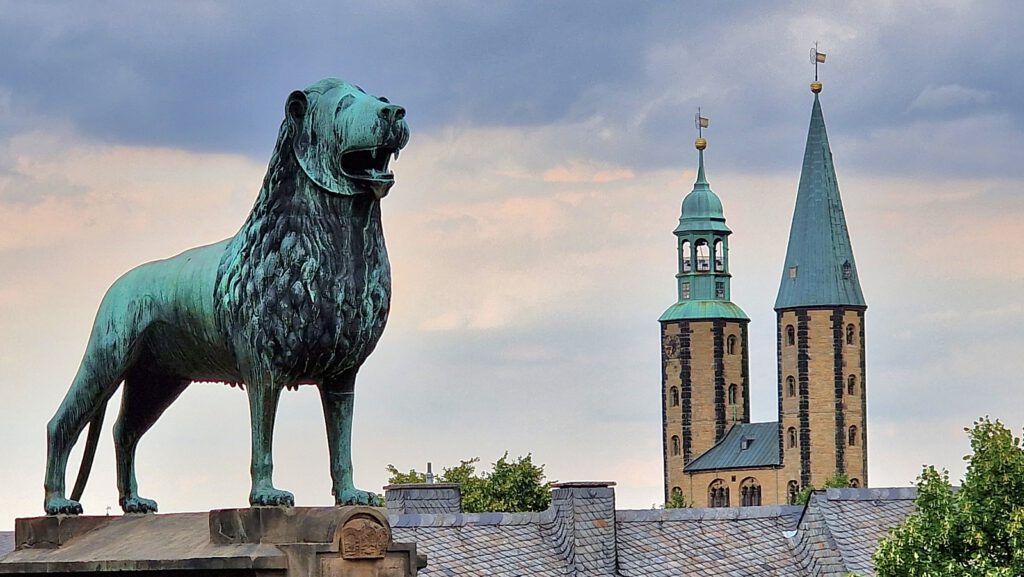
[[810, 43, 826, 93], [694, 107, 709, 149]]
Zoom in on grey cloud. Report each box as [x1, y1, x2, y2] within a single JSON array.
[[910, 84, 993, 112]]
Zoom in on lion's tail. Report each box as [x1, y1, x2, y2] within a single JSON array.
[[69, 406, 106, 502]]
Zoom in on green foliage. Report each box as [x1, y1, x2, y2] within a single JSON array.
[[663, 490, 690, 509], [794, 472, 851, 505], [385, 465, 427, 485], [386, 453, 552, 513], [873, 417, 1024, 577]]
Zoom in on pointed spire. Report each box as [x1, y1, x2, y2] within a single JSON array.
[[775, 90, 865, 310], [695, 147, 709, 187]]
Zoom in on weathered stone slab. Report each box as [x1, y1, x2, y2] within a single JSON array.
[[0, 507, 424, 577]]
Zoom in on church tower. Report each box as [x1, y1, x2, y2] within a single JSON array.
[[661, 129, 750, 501], [776, 80, 867, 493]]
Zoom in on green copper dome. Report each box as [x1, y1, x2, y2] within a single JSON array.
[[674, 150, 731, 235]]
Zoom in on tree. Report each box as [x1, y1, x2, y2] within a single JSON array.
[[873, 417, 1024, 577], [794, 471, 851, 505], [663, 489, 690, 509], [386, 452, 552, 512]]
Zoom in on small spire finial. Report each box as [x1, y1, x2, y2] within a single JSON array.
[[810, 43, 826, 93], [694, 108, 709, 150]]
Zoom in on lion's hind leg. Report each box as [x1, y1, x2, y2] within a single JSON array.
[[44, 358, 125, 515], [114, 368, 190, 514]]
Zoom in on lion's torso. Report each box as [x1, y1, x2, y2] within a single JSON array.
[[212, 153, 391, 384]]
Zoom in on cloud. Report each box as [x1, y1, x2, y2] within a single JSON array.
[[910, 84, 993, 112], [543, 160, 635, 184], [1, 2, 1024, 525]]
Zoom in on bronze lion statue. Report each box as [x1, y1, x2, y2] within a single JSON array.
[[44, 78, 409, 515]]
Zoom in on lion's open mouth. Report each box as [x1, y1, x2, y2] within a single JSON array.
[[341, 146, 398, 182]]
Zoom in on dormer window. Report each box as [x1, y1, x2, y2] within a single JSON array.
[[740, 437, 754, 450], [842, 260, 852, 280], [788, 266, 798, 279]]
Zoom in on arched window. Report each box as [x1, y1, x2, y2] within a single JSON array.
[[787, 480, 799, 505], [714, 239, 725, 271], [670, 386, 679, 407], [788, 427, 797, 449], [671, 435, 680, 456], [728, 384, 737, 404], [848, 426, 858, 446], [740, 477, 761, 507], [680, 240, 692, 272], [695, 240, 710, 271], [849, 478, 860, 488], [846, 324, 856, 346], [727, 335, 737, 355], [786, 325, 795, 346], [847, 375, 857, 396], [787, 376, 796, 397], [708, 479, 729, 508], [671, 486, 683, 498]]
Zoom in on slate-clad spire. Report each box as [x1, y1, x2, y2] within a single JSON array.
[[775, 89, 865, 310]]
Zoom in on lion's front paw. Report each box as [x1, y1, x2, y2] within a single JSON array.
[[45, 496, 83, 516], [121, 495, 158, 514], [336, 487, 382, 507], [250, 487, 295, 507]]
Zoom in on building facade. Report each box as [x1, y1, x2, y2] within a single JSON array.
[[662, 82, 867, 507]]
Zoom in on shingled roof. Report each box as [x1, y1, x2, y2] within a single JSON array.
[[616, 506, 804, 576], [0, 485, 918, 576], [788, 487, 917, 577], [685, 422, 781, 471]]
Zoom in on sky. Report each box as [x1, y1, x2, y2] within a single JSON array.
[[1, 0, 1022, 527]]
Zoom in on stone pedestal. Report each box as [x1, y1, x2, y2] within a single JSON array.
[[0, 507, 424, 576]]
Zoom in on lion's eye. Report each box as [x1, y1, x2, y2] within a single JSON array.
[[336, 94, 355, 113], [378, 96, 390, 104]]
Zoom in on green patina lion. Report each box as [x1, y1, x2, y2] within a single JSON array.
[[44, 78, 409, 515]]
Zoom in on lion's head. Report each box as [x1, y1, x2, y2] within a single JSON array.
[[286, 78, 409, 199]]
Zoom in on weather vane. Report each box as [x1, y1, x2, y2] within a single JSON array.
[[809, 43, 826, 93], [694, 107, 709, 150]]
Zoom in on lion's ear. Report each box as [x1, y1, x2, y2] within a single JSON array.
[[286, 91, 308, 124]]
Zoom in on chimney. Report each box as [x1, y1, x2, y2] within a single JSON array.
[[384, 483, 462, 515], [542, 482, 617, 577]]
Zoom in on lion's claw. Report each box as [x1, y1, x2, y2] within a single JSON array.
[[45, 496, 83, 516], [250, 487, 295, 507], [337, 487, 381, 507], [121, 495, 158, 514]]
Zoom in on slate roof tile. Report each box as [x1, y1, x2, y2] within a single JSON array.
[[616, 506, 805, 577], [685, 422, 781, 471], [0, 533, 12, 558]]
